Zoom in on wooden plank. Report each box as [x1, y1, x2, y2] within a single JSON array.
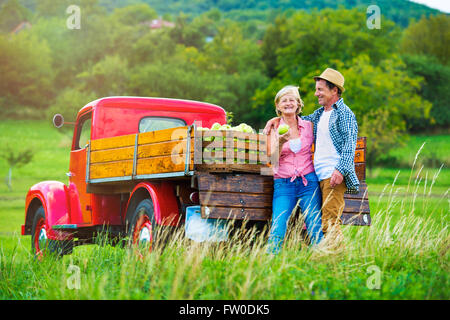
[[138, 126, 189, 145], [344, 182, 368, 200], [355, 162, 366, 182], [201, 209, 371, 224], [91, 134, 136, 151], [200, 130, 263, 141], [196, 163, 269, 174], [344, 182, 368, 199], [354, 148, 365, 163], [91, 146, 135, 163], [201, 206, 272, 221], [356, 137, 366, 150], [197, 172, 273, 194], [136, 154, 194, 176], [199, 191, 272, 208], [138, 139, 194, 158], [343, 198, 370, 214], [341, 213, 371, 226], [201, 140, 265, 151], [90, 160, 133, 179], [202, 151, 267, 162]]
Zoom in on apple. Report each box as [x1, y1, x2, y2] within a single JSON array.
[[211, 122, 222, 130], [243, 124, 253, 134], [278, 124, 290, 135]]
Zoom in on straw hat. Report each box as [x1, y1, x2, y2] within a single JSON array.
[[314, 68, 345, 92]]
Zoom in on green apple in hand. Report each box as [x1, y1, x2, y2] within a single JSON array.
[[278, 124, 289, 135]]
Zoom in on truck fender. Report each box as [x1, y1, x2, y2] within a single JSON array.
[[126, 182, 181, 227], [23, 181, 73, 240]]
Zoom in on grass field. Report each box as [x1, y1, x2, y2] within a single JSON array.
[[0, 120, 448, 300]]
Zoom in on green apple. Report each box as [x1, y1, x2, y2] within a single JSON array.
[[278, 124, 290, 135], [211, 122, 222, 130]]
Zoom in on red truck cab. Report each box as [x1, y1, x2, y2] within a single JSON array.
[[22, 97, 227, 258]]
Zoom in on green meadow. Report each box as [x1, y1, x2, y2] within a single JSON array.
[[0, 120, 448, 299]]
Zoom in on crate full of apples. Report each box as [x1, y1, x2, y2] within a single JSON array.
[[194, 122, 268, 172]]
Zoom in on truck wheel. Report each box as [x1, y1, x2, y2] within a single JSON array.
[[127, 199, 157, 253], [31, 206, 73, 260]]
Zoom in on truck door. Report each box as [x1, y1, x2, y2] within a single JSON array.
[[68, 110, 92, 225]]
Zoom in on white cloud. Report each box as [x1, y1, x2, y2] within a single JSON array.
[[409, 0, 450, 13]]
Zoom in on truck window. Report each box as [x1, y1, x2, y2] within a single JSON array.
[[74, 113, 92, 150], [139, 117, 186, 133]]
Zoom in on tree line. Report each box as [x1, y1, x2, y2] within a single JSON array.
[[0, 0, 448, 166]]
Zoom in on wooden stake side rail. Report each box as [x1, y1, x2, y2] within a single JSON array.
[[87, 126, 195, 184]]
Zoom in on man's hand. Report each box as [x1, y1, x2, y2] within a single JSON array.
[[330, 169, 344, 188], [263, 117, 281, 135]]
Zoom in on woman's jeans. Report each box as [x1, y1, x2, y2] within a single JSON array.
[[267, 172, 323, 254]]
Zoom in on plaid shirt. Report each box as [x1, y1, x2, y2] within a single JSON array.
[[302, 98, 360, 193]]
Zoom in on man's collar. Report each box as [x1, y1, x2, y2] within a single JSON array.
[[319, 98, 344, 111], [333, 98, 344, 109]]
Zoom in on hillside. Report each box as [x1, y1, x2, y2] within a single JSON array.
[[113, 0, 441, 26], [3, 0, 444, 27]]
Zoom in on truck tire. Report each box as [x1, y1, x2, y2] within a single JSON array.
[[31, 206, 73, 260], [126, 199, 157, 252]]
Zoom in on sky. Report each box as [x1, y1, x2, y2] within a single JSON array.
[[409, 0, 450, 13]]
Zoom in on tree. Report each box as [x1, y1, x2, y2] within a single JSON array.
[[401, 14, 450, 66], [0, 32, 54, 117], [0, 144, 34, 191], [341, 55, 432, 169], [76, 55, 130, 97], [110, 3, 157, 25], [402, 54, 450, 131], [0, 0, 32, 32]]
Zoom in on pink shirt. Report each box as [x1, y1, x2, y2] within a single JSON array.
[[273, 117, 315, 185]]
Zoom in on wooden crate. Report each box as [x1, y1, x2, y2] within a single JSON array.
[[342, 137, 370, 226], [194, 129, 270, 174], [197, 172, 273, 221]]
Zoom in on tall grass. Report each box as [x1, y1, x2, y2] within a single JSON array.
[[1, 164, 448, 299]]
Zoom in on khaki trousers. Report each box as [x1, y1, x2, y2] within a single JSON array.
[[319, 178, 346, 241]]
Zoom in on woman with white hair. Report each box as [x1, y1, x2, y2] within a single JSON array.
[[266, 85, 323, 254]]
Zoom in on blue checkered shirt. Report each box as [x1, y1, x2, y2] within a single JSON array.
[[302, 98, 360, 194]]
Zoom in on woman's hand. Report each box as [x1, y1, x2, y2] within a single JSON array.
[[263, 117, 281, 135], [278, 129, 291, 147]]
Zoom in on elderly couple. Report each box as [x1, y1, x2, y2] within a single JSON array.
[[264, 68, 359, 254]]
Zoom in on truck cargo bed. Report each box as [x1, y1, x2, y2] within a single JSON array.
[[86, 125, 370, 226]]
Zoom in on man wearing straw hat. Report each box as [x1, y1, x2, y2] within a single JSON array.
[[264, 68, 359, 246]]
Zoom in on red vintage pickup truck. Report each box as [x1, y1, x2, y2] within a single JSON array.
[[22, 96, 370, 258]]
